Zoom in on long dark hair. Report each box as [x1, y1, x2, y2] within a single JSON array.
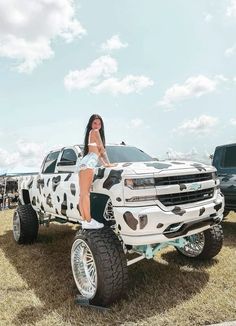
[[83, 114, 106, 156]]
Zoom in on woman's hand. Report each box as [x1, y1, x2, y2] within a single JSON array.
[[104, 163, 118, 168]]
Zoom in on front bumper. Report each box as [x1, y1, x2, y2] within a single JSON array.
[[114, 191, 224, 245]]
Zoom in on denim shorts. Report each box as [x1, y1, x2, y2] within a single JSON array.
[[78, 152, 99, 171]]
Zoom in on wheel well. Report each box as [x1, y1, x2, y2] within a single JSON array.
[[22, 189, 31, 205]]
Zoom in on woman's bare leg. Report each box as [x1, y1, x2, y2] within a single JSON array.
[[79, 168, 94, 222]]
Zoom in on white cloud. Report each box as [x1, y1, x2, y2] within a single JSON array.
[[0, 0, 86, 73], [230, 118, 236, 125], [166, 147, 211, 164], [101, 35, 128, 51], [64, 55, 118, 90], [166, 147, 199, 161], [203, 13, 213, 22], [0, 140, 47, 171], [174, 115, 218, 135], [92, 75, 154, 95], [225, 44, 236, 57], [226, 0, 236, 17], [158, 75, 224, 108], [64, 55, 154, 95]]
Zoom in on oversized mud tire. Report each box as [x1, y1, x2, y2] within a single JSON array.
[[177, 225, 223, 260], [13, 204, 39, 244], [71, 227, 128, 307]]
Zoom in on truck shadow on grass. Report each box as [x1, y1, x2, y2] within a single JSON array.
[[0, 224, 210, 326]]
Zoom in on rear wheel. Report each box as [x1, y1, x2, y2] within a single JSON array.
[[176, 225, 223, 260], [71, 227, 128, 306], [13, 204, 39, 244]]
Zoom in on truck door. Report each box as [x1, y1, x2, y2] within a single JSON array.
[[55, 147, 81, 221], [40, 150, 61, 215]]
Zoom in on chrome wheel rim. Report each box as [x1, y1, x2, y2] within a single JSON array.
[[71, 238, 97, 299], [178, 232, 205, 257], [13, 210, 21, 242]]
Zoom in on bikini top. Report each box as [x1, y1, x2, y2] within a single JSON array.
[[88, 129, 98, 147]]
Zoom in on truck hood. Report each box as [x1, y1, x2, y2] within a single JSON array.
[[114, 160, 215, 176]]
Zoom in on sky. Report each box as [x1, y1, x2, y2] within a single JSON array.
[[0, 0, 236, 173]]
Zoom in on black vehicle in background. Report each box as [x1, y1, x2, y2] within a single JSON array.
[[212, 143, 236, 217]]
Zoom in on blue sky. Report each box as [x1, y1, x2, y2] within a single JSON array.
[[0, 0, 236, 172]]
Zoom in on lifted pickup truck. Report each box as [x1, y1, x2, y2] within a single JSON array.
[[212, 143, 236, 217], [13, 144, 224, 306]]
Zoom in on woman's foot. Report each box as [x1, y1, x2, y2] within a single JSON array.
[[82, 218, 104, 229]]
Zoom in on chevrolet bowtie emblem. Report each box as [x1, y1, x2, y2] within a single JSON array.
[[189, 183, 202, 191]]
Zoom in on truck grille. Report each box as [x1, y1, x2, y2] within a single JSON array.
[[155, 173, 213, 186], [158, 188, 214, 206]]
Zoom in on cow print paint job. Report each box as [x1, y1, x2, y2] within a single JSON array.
[[61, 193, 68, 216], [70, 203, 74, 210], [214, 202, 222, 211], [123, 211, 138, 230], [52, 176, 61, 191], [47, 178, 50, 187], [190, 163, 207, 172], [139, 215, 148, 229], [145, 162, 172, 169], [40, 203, 45, 212], [172, 206, 186, 216], [32, 196, 36, 206], [28, 178, 33, 189], [93, 168, 105, 182], [57, 196, 60, 202], [70, 183, 76, 196], [103, 170, 123, 190], [199, 207, 205, 216], [179, 184, 187, 191], [64, 173, 72, 181], [122, 163, 132, 167], [46, 194, 53, 208]]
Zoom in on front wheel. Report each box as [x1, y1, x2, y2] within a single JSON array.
[[176, 225, 223, 260], [13, 204, 39, 244], [71, 227, 128, 307]]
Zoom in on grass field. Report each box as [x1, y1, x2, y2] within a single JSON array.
[[0, 209, 236, 326]]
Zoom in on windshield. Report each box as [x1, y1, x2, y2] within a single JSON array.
[[106, 146, 154, 163]]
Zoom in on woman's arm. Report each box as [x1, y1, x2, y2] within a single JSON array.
[[92, 129, 112, 166]]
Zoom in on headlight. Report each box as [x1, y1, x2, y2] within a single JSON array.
[[124, 177, 155, 189]]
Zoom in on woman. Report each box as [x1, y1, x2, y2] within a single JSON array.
[[78, 114, 116, 229]]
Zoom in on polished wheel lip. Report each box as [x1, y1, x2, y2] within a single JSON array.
[[178, 232, 205, 257], [13, 210, 21, 242], [71, 238, 98, 299]]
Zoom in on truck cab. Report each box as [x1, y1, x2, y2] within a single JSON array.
[[212, 143, 236, 216]]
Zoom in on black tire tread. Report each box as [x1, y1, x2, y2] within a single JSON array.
[[16, 204, 39, 244], [73, 227, 128, 306], [198, 224, 224, 259]]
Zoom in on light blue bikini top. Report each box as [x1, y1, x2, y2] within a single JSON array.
[[88, 129, 98, 147]]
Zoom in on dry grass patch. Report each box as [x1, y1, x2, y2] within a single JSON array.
[[0, 209, 236, 326]]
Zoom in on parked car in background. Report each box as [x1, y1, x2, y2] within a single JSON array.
[[212, 143, 236, 217]]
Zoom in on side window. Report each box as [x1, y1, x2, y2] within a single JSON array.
[[222, 145, 236, 168], [60, 148, 77, 164], [42, 151, 60, 174]]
